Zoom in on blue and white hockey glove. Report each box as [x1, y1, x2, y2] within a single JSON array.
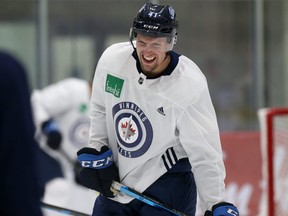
[[42, 119, 62, 150], [77, 146, 119, 198], [204, 202, 239, 216]]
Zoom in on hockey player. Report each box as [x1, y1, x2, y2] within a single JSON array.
[[31, 78, 97, 214], [77, 3, 240, 216]]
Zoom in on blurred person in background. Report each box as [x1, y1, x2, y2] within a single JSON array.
[[31, 77, 97, 214], [0, 51, 43, 216]]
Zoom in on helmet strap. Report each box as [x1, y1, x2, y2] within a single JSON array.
[[129, 28, 136, 50]]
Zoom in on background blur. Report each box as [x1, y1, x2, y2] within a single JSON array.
[[1, 1, 287, 215], [1, 0, 287, 132]]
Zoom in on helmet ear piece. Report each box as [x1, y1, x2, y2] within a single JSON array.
[[173, 34, 177, 47], [129, 28, 137, 40], [168, 34, 177, 51]]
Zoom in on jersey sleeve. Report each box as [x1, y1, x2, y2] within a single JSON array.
[[31, 78, 87, 133], [177, 79, 226, 211], [88, 52, 109, 151]]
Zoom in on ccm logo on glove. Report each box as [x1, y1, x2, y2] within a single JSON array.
[[77, 149, 113, 169], [76, 146, 120, 197], [204, 202, 239, 216]]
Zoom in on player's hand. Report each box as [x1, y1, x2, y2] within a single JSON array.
[[204, 202, 239, 216], [41, 120, 62, 150], [77, 146, 119, 198]]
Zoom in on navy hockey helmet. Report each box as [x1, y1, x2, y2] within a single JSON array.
[[131, 3, 178, 38]]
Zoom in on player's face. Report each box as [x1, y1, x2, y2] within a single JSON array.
[[136, 34, 171, 77]]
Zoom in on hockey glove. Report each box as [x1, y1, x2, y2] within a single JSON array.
[[77, 146, 119, 198], [73, 160, 83, 185], [42, 120, 62, 150], [204, 202, 239, 216]]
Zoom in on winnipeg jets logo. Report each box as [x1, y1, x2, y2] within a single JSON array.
[[120, 115, 136, 141], [112, 102, 153, 158]]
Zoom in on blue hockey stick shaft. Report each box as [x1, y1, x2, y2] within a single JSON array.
[[41, 202, 89, 216], [111, 181, 187, 216]]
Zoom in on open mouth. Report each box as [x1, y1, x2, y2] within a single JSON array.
[[142, 55, 156, 64]]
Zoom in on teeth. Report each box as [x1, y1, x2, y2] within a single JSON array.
[[144, 56, 155, 61]]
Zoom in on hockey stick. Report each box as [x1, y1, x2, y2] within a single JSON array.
[[41, 202, 90, 216], [111, 181, 187, 216], [51, 146, 185, 215]]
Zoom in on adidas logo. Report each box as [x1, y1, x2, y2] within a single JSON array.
[[157, 107, 166, 116]]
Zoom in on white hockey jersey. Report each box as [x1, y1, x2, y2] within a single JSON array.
[[31, 78, 97, 214], [89, 42, 226, 211], [31, 78, 91, 172]]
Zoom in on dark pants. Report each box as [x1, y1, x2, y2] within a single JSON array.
[[92, 171, 197, 216]]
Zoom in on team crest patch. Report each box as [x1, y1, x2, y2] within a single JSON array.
[[105, 74, 124, 98], [112, 102, 153, 158], [69, 117, 90, 148]]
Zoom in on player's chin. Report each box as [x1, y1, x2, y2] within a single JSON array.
[[140, 60, 158, 73], [142, 66, 155, 75]]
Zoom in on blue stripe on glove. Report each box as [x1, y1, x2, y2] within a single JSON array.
[[77, 149, 113, 169], [211, 202, 239, 216]]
